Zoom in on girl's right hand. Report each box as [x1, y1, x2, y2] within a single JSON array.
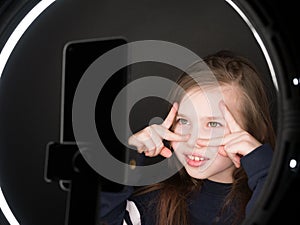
[[128, 102, 190, 158]]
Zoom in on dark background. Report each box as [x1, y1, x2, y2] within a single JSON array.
[[0, 0, 298, 225]]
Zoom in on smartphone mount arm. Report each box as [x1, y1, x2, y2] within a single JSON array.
[[44, 142, 101, 225]]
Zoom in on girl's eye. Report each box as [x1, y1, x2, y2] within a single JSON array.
[[207, 121, 222, 127], [177, 118, 190, 125]]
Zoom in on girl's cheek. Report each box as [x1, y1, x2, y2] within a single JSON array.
[[171, 126, 185, 151], [171, 141, 177, 149], [173, 125, 190, 135], [208, 126, 230, 139], [171, 141, 180, 151]]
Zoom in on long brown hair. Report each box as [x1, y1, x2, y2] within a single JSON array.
[[134, 50, 276, 225]]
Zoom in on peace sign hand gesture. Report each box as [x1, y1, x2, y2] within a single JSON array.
[[197, 101, 262, 168], [128, 102, 190, 158]]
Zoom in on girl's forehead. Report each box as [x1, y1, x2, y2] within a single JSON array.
[[180, 85, 241, 103], [180, 86, 222, 103], [179, 87, 223, 116], [178, 85, 243, 118]]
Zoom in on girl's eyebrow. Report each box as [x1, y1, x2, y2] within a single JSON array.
[[205, 116, 225, 120], [176, 113, 187, 118], [176, 113, 224, 121]]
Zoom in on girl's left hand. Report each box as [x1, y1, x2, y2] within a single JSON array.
[[197, 101, 262, 168]]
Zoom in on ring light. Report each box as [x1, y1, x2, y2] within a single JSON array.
[[0, 1, 56, 224], [225, 0, 278, 91], [0, 0, 56, 76], [0, 0, 299, 225]]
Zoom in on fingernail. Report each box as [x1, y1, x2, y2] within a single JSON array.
[[166, 152, 172, 158], [218, 146, 228, 157], [173, 102, 178, 109]]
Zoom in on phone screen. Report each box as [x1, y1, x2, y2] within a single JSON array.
[[61, 37, 128, 192]]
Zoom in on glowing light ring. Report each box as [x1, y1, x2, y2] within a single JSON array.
[[0, 0, 56, 224], [225, 0, 279, 91]]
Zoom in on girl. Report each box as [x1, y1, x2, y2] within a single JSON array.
[[99, 50, 276, 225]]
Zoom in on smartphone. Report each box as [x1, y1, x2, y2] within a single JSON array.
[[61, 36, 129, 192]]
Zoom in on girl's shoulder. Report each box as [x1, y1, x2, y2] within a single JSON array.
[[129, 187, 160, 206], [126, 188, 160, 225], [241, 143, 273, 176], [240, 143, 273, 191]]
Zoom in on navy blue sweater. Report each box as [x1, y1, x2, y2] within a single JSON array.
[[99, 144, 273, 225]]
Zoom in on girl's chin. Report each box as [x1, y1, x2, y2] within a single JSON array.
[[184, 167, 207, 179]]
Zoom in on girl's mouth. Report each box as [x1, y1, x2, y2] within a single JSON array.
[[185, 154, 209, 167]]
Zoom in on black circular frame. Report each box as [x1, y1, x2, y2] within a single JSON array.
[[0, 0, 299, 225]]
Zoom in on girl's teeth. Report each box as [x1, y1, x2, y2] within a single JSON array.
[[188, 155, 194, 160], [187, 155, 205, 161]]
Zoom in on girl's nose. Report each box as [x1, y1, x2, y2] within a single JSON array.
[[186, 127, 207, 148], [187, 126, 224, 148]]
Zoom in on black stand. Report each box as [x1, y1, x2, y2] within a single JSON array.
[[44, 142, 101, 225]]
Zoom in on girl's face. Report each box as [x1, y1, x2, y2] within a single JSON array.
[[172, 85, 243, 183]]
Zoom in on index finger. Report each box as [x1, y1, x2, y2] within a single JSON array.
[[219, 100, 242, 133], [161, 102, 178, 128]]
